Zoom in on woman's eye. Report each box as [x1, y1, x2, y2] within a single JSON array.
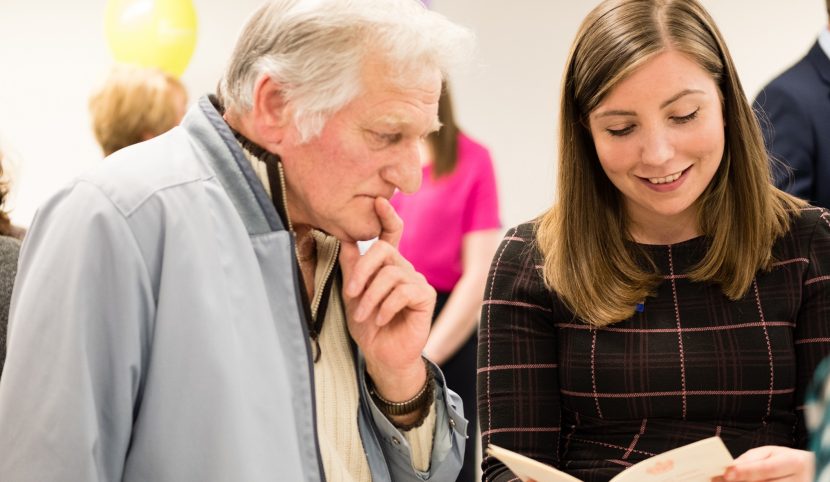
[[672, 108, 699, 124], [606, 125, 635, 137]]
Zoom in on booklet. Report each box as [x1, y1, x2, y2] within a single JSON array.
[[486, 436, 734, 482]]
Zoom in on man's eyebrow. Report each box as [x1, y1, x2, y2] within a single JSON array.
[[375, 115, 402, 124], [426, 119, 442, 134], [373, 116, 442, 134]]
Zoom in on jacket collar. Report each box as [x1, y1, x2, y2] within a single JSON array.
[[181, 95, 286, 235], [231, 129, 294, 233], [808, 40, 830, 87]]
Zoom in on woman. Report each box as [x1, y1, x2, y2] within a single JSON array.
[[478, 0, 827, 481], [391, 84, 501, 482], [0, 145, 21, 378], [88, 64, 188, 156]]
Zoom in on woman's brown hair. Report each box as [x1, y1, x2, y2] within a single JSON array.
[[429, 82, 459, 178], [536, 0, 804, 327]]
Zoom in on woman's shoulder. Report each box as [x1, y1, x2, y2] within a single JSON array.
[[786, 206, 829, 241], [772, 206, 830, 260], [490, 221, 552, 298], [496, 221, 545, 266], [0, 235, 20, 255], [503, 221, 538, 243], [0, 236, 20, 273]]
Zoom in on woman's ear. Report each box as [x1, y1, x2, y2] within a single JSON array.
[[250, 75, 292, 149]]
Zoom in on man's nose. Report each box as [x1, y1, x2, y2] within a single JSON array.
[[383, 140, 423, 194]]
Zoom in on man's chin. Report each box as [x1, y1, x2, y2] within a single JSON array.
[[328, 226, 380, 243], [341, 222, 382, 244], [342, 230, 381, 244], [322, 211, 382, 244]]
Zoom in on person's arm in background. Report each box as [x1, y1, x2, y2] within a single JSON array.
[[756, 83, 816, 201], [425, 135, 501, 365], [423, 228, 500, 365]]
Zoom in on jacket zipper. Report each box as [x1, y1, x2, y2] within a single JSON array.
[[311, 238, 340, 319], [277, 162, 328, 482]]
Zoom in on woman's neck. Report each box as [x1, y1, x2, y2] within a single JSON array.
[[626, 210, 701, 245]]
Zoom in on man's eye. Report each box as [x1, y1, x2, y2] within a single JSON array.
[[374, 132, 402, 144]]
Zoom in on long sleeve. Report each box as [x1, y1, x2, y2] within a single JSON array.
[[0, 181, 154, 481], [361, 356, 468, 481], [793, 209, 830, 445], [478, 224, 561, 482]]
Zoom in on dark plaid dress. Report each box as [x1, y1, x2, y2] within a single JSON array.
[[478, 207, 830, 482]]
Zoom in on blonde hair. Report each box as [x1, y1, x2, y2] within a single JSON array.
[[218, 0, 473, 142], [536, 0, 805, 327], [89, 65, 187, 156]]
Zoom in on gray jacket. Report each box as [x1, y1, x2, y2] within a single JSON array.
[[0, 96, 466, 481]]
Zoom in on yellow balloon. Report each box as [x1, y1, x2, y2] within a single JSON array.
[[104, 0, 198, 78]]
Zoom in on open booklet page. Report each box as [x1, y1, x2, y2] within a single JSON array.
[[487, 436, 734, 482]]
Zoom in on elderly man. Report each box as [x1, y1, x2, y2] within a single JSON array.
[[0, 1, 472, 481]]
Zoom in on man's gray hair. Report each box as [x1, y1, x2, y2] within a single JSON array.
[[218, 0, 474, 141]]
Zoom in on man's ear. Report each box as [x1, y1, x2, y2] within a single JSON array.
[[251, 75, 292, 150]]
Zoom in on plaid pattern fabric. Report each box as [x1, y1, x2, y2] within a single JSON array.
[[478, 207, 830, 482]]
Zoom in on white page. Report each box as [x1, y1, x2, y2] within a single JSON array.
[[487, 437, 734, 482]]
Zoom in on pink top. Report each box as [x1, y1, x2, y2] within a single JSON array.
[[391, 133, 501, 292]]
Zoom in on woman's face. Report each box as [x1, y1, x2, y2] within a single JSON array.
[[587, 50, 725, 242]]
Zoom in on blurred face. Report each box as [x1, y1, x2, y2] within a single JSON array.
[[277, 59, 441, 242], [587, 50, 725, 242]]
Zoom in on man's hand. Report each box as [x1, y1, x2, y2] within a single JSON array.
[[340, 197, 436, 406]]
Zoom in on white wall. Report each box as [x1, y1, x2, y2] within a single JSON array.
[[0, 0, 263, 226], [0, 0, 825, 229]]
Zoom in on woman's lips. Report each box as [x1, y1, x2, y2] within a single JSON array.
[[637, 166, 691, 193]]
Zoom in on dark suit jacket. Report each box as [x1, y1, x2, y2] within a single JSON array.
[[755, 41, 830, 208]]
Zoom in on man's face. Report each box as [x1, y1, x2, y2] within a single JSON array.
[[277, 59, 442, 242]]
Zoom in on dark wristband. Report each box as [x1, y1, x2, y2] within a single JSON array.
[[368, 358, 434, 428]]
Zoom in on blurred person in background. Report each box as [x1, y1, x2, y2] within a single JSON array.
[[754, 0, 830, 208], [391, 83, 501, 482], [88, 64, 188, 156], [0, 144, 22, 378]]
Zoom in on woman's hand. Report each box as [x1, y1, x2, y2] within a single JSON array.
[[721, 446, 814, 481]]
